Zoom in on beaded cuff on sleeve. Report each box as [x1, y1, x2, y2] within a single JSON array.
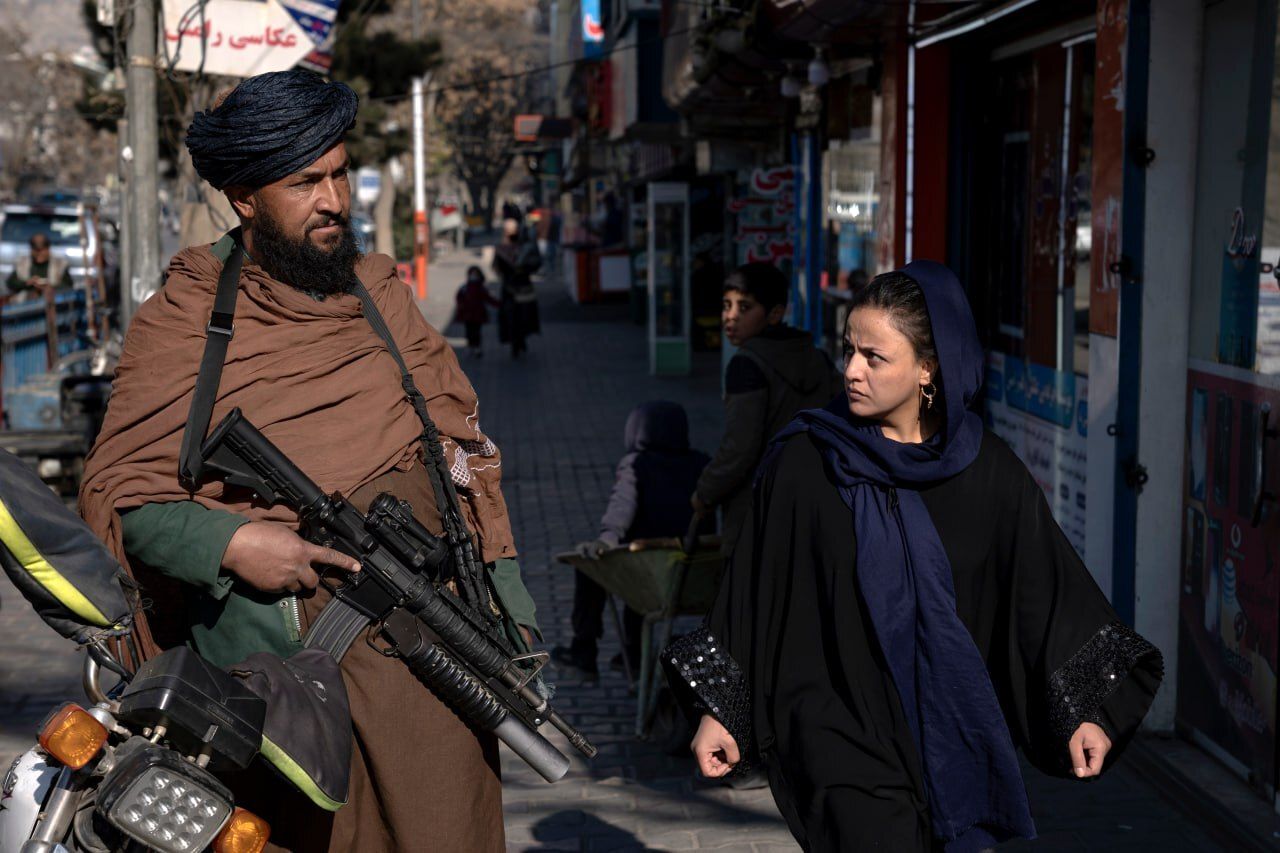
[[662, 625, 754, 763], [1046, 620, 1162, 744]]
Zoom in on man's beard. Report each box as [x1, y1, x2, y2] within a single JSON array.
[[251, 207, 360, 298]]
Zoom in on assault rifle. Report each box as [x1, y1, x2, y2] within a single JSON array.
[[199, 408, 596, 783]]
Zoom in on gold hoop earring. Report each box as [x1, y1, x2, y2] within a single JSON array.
[[921, 382, 937, 411]]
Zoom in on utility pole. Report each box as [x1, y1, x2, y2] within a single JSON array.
[[411, 0, 429, 300], [123, 0, 160, 327]]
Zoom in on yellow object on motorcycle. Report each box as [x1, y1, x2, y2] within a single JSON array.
[[214, 807, 271, 853], [37, 702, 108, 770]]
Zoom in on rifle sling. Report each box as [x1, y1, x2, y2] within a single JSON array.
[[178, 239, 243, 490]]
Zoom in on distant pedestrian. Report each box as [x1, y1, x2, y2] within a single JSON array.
[[535, 207, 563, 274], [5, 233, 73, 299], [455, 265, 499, 358], [553, 401, 712, 680], [692, 262, 842, 555], [493, 218, 541, 358], [546, 207, 563, 273]]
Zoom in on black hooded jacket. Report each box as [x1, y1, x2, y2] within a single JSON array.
[[695, 325, 842, 554], [599, 402, 712, 544]]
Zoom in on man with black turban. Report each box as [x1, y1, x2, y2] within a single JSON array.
[[81, 69, 539, 852]]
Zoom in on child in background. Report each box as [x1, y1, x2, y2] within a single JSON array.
[[455, 265, 499, 358], [554, 401, 713, 681]]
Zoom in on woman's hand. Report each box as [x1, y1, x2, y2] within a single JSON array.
[[1068, 722, 1111, 778], [691, 714, 740, 778]]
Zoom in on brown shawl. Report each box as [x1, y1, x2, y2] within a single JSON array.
[[80, 243, 516, 656]]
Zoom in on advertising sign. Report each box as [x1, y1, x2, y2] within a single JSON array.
[[985, 351, 1088, 557], [1176, 362, 1279, 786], [162, 0, 342, 78], [729, 166, 796, 269], [581, 0, 604, 60]]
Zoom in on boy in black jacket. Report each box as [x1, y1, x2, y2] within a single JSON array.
[[554, 401, 711, 680], [692, 263, 843, 556]]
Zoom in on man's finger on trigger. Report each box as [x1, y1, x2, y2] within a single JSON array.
[[297, 566, 321, 590], [313, 545, 360, 572], [1068, 734, 1087, 777]]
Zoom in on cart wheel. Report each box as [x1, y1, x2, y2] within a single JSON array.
[[647, 686, 694, 757]]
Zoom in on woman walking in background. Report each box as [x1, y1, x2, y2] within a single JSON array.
[[493, 218, 542, 359], [456, 265, 499, 358], [665, 261, 1163, 852]]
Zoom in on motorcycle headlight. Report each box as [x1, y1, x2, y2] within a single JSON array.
[[97, 742, 233, 853]]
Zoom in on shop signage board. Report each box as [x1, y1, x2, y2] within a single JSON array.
[[729, 167, 796, 270], [161, 0, 342, 77], [1176, 361, 1279, 789], [582, 0, 604, 60], [985, 352, 1088, 558]]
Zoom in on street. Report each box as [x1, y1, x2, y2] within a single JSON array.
[[5, 0, 1280, 849], [0, 249, 1234, 851]]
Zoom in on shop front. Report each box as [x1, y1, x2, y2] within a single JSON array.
[[915, 1, 1110, 578], [1175, 0, 1280, 806]]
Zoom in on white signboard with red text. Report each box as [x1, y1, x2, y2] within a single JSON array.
[[161, 0, 341, 78]]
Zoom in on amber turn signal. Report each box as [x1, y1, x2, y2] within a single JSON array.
[[37, 703, 108, 770], [214, 807, 271, 853]]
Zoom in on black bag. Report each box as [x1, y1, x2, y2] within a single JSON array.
[[516, 239, 542, 275], [0, 447, 133, 641], [230, 649, 352, 811]]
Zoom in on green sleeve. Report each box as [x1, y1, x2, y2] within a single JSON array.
[[121, 502, 250, 600], [488, 557, 541, 642]]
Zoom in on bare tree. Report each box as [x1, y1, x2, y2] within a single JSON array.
[[377, 0, 548, 228], [0, 23, 113, 197], [436, 52, 536, 227]]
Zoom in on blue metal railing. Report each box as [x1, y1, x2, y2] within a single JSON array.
[[1, 290, 89, 393]]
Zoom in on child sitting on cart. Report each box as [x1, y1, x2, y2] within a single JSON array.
[[553, 400, 712, 681]]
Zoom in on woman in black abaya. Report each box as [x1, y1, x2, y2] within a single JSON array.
[[664, 262, 1163, 852]]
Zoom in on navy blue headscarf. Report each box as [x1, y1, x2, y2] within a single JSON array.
[[769, 260, 1036, 850]]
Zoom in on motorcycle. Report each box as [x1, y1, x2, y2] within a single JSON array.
[[0, 446, 347, 853], [2, 641, 272, 853]]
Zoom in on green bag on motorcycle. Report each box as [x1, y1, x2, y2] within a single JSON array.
[[0, 448, 133, 640]]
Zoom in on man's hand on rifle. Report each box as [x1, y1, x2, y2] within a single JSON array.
[[223, 520, 361, 593]]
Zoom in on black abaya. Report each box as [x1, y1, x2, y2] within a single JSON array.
[[665, 430, 1162, 852]]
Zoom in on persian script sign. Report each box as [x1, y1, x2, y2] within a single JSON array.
[[161, 0, 342, 78]]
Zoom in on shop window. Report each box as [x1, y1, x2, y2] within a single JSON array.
[[967, 40, 1094, 376], [1187, 0, 1269, 369]]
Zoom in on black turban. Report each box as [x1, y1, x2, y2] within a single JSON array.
[[185, 69, 359, 190]]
